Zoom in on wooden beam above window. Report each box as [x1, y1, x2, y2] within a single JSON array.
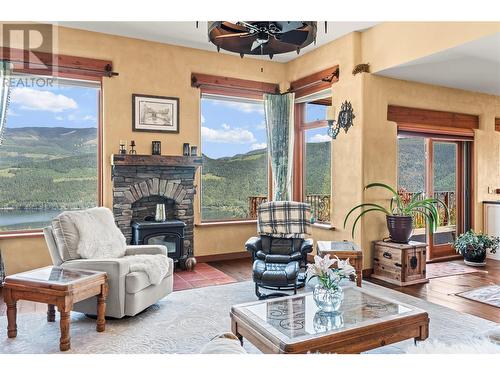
[[388, 105, 479, 130], [191, 73, 279, 100], [290, 65, 339, 99], [1, 47, 117, 78]]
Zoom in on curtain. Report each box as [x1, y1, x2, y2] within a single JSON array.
[[264, 92, 295, 201], [0, 60, 12, 145]]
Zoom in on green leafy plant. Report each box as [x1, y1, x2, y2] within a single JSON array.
[[453, 230, 499, 258], [343, 182, 449, 239]]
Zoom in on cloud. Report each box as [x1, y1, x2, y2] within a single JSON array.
[[221, 123, 230, 130], [256, 122, 267, 130], [55, 116, 64, 121], [83, 115, 96, 121], [308, 133, 331, 143], [250, 142, 267, 151], [201, 125, 256, 144], [216, 100, 264, 114], [201, 114, 205, 124], [11, 87, 78, 112]]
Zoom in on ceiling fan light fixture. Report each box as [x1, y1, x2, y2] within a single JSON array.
[[208, 21, 317, 60]]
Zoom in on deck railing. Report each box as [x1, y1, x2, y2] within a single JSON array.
[[248, 194, 331, 223], [400, 190, 456, 228]]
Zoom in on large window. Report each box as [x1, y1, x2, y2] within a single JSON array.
[[297, 97, 332, 223], [0, 76, 100, 232], [200, 95, 268, 221]]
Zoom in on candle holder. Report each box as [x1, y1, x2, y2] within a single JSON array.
[[129, 140, 137, 155], [119, 140, 127, 155]]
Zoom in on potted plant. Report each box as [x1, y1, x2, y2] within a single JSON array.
[[452, 230, 499, 266], [306, 254, 356, 313], [344, 183, 449, 243]]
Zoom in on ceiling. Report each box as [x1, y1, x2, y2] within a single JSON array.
[[376, 32, 500, 96], [58, 21, 378, 62]]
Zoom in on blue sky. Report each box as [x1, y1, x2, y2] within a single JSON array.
[[201, 97, 331, 159], [6, 82, 99, 129]]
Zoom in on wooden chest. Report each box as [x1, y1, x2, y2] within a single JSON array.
[[371, 241, 428, 286]]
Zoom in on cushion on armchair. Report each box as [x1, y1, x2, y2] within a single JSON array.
[[52, 207, 127, 261]]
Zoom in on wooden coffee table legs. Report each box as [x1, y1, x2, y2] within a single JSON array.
[[59, 307, 72, 351], [5, 289, 17, 339], [47, 304, 56, 322], [96, 284, 108, 333]]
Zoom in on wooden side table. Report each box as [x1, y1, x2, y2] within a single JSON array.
[[2, 266, 108, 351], [316, 241, 363, 287]]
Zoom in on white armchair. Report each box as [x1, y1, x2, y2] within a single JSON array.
[[43, 214, 173, 318]]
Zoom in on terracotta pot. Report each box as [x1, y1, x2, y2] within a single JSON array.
[[386, 215, 413, 243]]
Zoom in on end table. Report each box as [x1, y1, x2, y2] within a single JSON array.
[[316, 241, 363, 287], [2, 266, 108, 351]]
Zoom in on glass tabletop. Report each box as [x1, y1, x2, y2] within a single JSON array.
[[13, 266, 99, 284], [242, 287, 412, 339]]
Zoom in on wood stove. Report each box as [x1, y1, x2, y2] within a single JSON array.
[[131, 220, 186, 266]]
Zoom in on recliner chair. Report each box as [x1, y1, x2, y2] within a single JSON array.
[[245, 201, 313, 299]]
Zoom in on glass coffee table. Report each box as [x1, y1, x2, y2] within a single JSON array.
[[2, 266, 108, 351], [230, 286, 429, 354]]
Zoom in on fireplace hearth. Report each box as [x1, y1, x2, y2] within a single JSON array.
[[111, 154, 202, 269]]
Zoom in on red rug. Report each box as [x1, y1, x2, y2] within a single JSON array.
[[173, 263, 237, 291], [426, 262, 487, 279]]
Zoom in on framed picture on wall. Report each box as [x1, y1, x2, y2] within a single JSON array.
[[132, 94, 179, 133]]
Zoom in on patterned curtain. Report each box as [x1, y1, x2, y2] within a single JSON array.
[[0, 60, 12, 145], [264, 92, 295, 201]]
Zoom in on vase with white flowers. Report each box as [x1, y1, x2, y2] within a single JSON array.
[[307, 254, 357, 313]]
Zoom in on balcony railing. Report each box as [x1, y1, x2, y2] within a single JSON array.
[[399, 190, 456, 229], [248, 194, 331, 223]]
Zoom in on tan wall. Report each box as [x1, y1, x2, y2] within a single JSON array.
[[2, 23, 499, 274], [286, 32, 365, 247], [0, 26, 287, 274], [362, 22, 500, 73], [361, 75, 500, 268]]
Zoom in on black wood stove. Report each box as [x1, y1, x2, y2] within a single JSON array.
[[131, 220, 186, 266]]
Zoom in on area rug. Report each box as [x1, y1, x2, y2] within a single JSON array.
[[173, 263, 237, 291], [0, 281, 497, 354], [426, 261, 487, 279], [457, 285, 500, 308]]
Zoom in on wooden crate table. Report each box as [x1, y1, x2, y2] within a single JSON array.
[[2, 266, 108, 351], [372, 241, 428, 286], [316, 241, 363, 287]]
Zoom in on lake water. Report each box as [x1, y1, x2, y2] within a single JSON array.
[[0, 209, 63, 231]]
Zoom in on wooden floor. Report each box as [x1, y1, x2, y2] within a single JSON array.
[[1, 258, 498, 323]]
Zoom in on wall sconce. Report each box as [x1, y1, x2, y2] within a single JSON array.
[[327, 101, 355, 140]]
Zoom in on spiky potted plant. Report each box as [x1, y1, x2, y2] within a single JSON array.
[[344, 183, 449, 243]]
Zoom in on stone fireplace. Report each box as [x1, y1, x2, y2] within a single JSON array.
[[111, 154, 202, 269]]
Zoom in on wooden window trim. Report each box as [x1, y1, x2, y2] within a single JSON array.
[[495, 118, 500, 132], [0, 72, 103, 237], [1, 47, 116, 79], [388, 105, 479, 130], [290, 66, 339, 99], [192, 73, 279, 100]]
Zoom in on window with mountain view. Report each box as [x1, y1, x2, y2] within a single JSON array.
[[200, 95, 268, 221], [0, 76, 100, 232], [303, 102, 331, 223]]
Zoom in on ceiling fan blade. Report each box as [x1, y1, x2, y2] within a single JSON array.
[[214, 32, 252, 39], [219, 22, 248, 33], [278, 29, 309, 45], [273, 21, 304, 33]]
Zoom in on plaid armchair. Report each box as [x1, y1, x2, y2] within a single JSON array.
[[245, 201, 313, 299]]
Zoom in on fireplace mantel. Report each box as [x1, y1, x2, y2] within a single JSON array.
[[111, 154, 202, 167]]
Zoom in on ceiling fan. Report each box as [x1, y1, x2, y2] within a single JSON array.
[[206, 21, 318, 59]]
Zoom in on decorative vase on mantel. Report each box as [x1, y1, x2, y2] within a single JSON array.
[[307, 254, 356, 313]]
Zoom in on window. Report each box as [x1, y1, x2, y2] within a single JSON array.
[[200, 94, 268, 221], [0, 75, 101, 232], [296, 94, 332, 223]]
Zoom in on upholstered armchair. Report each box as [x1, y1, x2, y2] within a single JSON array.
[[43, 209, 173, 318], [245, 201, 313, 299]]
